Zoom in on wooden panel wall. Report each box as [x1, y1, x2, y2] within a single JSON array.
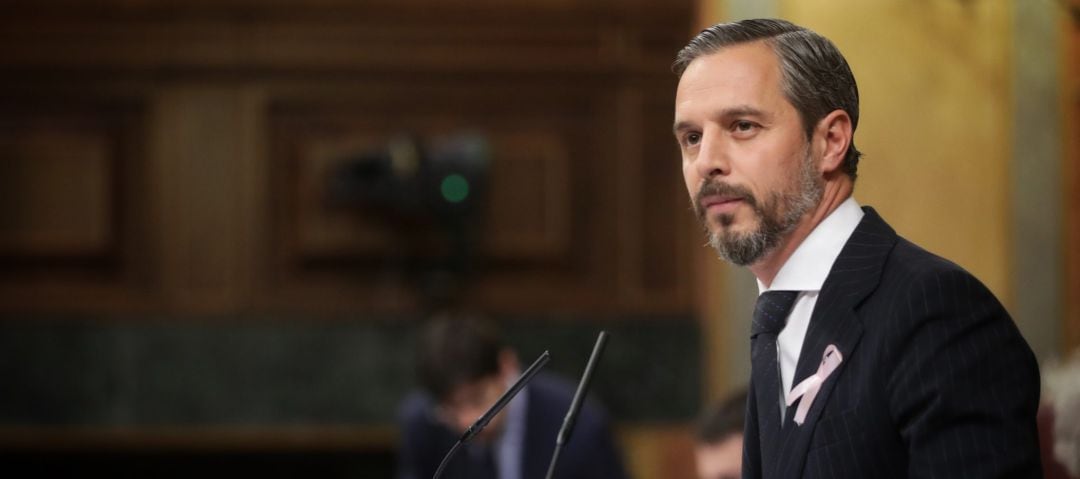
[[0, 0, 696, 316], [0, 93, 155, 310], [1066, 8, 1080, 353]]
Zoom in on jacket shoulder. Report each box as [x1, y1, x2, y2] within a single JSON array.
[[881, 236, 1005, 312]]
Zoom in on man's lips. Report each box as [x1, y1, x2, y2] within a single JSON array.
[[700, 195, 744, 214]]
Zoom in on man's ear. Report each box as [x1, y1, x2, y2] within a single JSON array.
[[815, 109, 853, 174]]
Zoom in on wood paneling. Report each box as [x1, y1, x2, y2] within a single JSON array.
[[267, 85, 582, 265], [0, 97, 152, 311], [1066, 12, 1080, 352], [0, 3, 690, 76], [0, 0, 694, 315], [260, 79, 689, 312], [0, 125, 113, 258]]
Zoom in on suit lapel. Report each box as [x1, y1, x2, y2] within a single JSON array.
[[770, 207, 897, 478]]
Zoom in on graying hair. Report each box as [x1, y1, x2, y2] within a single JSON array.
[[673, 19, 862, 180]]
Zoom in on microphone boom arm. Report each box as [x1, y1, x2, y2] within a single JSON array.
[[544, 331, 609, 479]]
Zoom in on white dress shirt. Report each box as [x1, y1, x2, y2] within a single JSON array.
[[495, 377, 528, 479], [757, 197, 864, 400]]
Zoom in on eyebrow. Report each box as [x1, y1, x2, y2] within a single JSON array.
[[672, 105, 770, 135], [672, 120, 694, 136], [720, 105, 768, 120]]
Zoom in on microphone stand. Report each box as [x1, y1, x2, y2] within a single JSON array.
[[544, 331, 609, 479]]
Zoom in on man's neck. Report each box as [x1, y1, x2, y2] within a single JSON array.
[[750, 178, 853, 288]]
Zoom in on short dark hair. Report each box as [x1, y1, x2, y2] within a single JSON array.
[[416, 315, 504, 402], [696, 388, 748, 444], [674, 19, 862, 181]]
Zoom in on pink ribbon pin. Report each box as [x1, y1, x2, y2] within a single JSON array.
[[786, 344, 843, 426]]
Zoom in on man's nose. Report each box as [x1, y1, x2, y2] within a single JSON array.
[[695, 130, 730, 179]]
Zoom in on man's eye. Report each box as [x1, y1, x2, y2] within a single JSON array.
[[735, 121, 755, 131], [685, 133, 701, 145]]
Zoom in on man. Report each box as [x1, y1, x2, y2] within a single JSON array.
[[396, 315, 628, 479], [695, 389, 748, 479], [673, 19, 1042, 478]]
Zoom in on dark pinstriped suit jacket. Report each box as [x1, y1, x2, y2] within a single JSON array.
[[743, 207, 1042, 478]]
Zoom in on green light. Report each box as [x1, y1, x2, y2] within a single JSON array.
[[440, 174, 470, 203]]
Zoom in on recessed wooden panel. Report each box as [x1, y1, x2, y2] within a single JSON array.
[[0, 102, 145, 272], [0, 128, 112, 257], [267, 82, 600, 266], [485, 132, 571, 259], [286, 130, 571, 262], [261, 81, 623, 311], [292, 134, 401, 256], [0, 97, 152, 311]]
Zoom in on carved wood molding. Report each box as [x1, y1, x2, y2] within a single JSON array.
[[0, 2, 691, 77]]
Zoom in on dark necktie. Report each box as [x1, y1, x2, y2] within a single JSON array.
[[751, 290, 799, 474]]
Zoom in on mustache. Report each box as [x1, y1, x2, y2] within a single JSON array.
[[694, 181, 758, 218]]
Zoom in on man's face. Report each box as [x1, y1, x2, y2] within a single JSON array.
[[674, 41, 823, 266], [695, 434, 743, 479], [438, 374, 508, 442]]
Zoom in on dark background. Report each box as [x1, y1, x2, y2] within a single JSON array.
[[0, 1, 701, 477]]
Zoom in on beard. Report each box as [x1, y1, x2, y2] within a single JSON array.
[[694, 149, 824, 266]]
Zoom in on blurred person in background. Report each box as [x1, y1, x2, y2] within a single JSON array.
[[695, 388, 747, 479], [396, 315, 628, 479], [1043, 351, 1080, 479]]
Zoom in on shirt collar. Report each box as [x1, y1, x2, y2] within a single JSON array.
[[758, 197, 864, 294]]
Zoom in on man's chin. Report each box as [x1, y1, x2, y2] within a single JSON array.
[[714, 212, 737, 228], [707, 215, 755, 238], [708, 228, 770, 266]]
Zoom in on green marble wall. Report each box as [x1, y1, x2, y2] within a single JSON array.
[[0, 315, 701, 426]]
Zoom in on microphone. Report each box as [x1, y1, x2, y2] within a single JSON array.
[[432, 350, 551, 479], [544, 331, 609, 479]]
